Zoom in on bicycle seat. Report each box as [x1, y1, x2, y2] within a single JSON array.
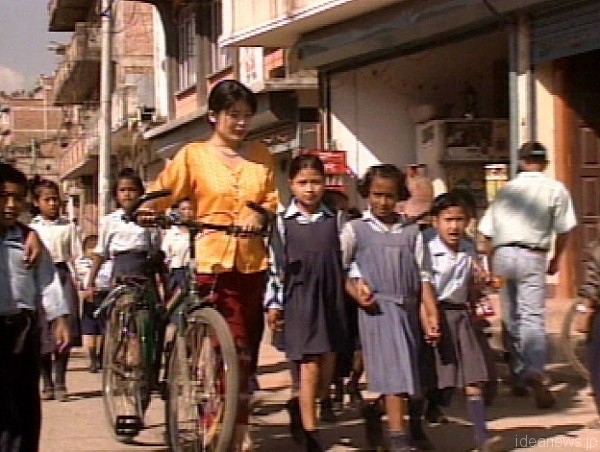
[[116, 275, 149, 286]]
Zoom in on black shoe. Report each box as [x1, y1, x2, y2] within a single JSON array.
[[410, 426, 435, 450], [89, 359, 99, 373], [304, 430, 324, 452], [346, 380, 364, 407], [529, 378, 555, 409], [362, 401, 385, 450], [286, 397, 305, 444], [424, 405, 448, 425], [511, 385, 528, 397], [319, 397, 336, 423], [333, 382, 344, 411]]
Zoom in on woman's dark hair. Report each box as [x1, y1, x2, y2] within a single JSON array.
[[357, 164, 409, 200], [208, 80, 257, 117], [288, 154, 326, 180], [0, 163, 28, 193], [430, 191, 470, 217], [112, 167, 145, 199], [31, 176, 60, 200]]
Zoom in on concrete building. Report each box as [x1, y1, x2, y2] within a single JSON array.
[[49, 0, 160, 238], [222, 0, 600, 297], [0, 76, 63, 182], [141, 0, 320, 203]]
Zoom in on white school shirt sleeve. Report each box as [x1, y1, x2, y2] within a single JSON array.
[[36, 250, 70, 321], [93, 215, 111, 259], [415, 232, 432, 282], [340, 222, 357, 274]]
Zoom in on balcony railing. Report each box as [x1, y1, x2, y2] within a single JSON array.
[[53, 23, 101, 105], [48, 0, 95, 32], [58, 134, 99, 180], [58, 108, 100, 179]]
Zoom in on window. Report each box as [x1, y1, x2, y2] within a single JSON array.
[[210, 0, 233, 74], [177, 5, 197, 91]]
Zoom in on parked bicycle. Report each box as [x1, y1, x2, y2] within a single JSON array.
[[96, 189, 268, 451]]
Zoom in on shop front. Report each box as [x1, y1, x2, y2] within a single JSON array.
[[530, 0, 600, 295]]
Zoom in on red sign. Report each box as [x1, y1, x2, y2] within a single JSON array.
[[300, 150, 348, 175]]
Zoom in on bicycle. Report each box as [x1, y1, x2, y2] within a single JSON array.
[[95, 190, 172, 442], [96, 189, 268, 451], [561, 298, 590, 380]]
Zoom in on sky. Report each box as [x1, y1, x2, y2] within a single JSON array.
[[0, 0, 70, 92]]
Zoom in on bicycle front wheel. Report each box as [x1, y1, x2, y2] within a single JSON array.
[[166, 306, 240, 452], [102, 292, 147, 441], [561, 299, 590, 380]]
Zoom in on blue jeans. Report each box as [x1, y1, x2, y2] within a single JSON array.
[[493, 246, 547, 383]]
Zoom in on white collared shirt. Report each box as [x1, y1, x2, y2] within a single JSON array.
[[428, 234, 476, 305], [340, 209, 432, 282], [162, 226, 191, 270], [0, 227, 69, 320], [94, 209, 161, 259], [30, 215, 81, 263], [478, 171, 577, 249]]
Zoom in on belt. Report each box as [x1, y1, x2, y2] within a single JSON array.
[[499, 243, 548, 252]]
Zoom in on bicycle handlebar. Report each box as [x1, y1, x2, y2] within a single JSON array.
[[121, 189, 270, 237], [158, 215, 268, 237]]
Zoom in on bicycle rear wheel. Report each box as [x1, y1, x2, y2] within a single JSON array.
[[561, 299, 590, 380], [102, 292, 148, 441], [166, 306, 240, 452]]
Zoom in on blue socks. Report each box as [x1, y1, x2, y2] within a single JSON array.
[[467, 395, 488, 447]]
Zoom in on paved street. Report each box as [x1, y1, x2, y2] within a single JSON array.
[[40, 319, 600, 452]]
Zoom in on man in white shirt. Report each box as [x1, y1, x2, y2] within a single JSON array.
[[479, 142, 577, 409]]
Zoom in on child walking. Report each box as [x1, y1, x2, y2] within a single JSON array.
[[30, 178, 82, 402], [266, 154, 348, 451], [342, 164, 440, 452], [86, 168, 164, 412], [75, 235, 112, 372], [428, 192, 503, 452], [0, 163, 71, 451], [86, 168, 163, 295]]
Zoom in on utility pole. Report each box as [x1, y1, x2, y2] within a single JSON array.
[[30, 139, 37, 176], [98, 0, 113, 217]]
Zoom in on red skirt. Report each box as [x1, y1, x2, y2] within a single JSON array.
[[195, 271, 266, 378]]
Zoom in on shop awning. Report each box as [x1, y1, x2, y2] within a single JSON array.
[[295, 0, 554, 69]]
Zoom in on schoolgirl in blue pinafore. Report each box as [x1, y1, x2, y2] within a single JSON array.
[[341, 164, 440, 452], [265, 154, 348, 451]]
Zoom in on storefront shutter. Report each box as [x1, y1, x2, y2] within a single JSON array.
[[532, 0, 600, 64]]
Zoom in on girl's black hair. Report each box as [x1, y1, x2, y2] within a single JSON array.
[[430, 191, 470, 217], [288, 154, 326, 180], [208, 80, 257, 117], [357, 164, 409, 200], [112, 167, 145, 199], [31, 175, 60, 200], [0, 163, 28, 193]]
